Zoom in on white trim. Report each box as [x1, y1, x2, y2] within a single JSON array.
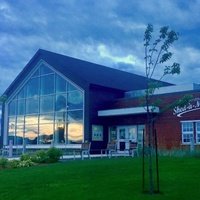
[[6, 144, 82, 149], [126, 83, 200, 97], [98, 106, 159, 117], [181, 120, 200, 123]]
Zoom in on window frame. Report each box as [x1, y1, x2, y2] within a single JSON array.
[[181, 122, 194, 144], [4, 60, 85, 146]]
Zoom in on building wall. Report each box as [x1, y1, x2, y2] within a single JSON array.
[[103, 91, 200, 149], [155, 92, 200, 149], [88, 85, 124, 150]]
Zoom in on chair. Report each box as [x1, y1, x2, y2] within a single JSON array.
[[106, 142, 117, 158], [129, 142, 139, 157], [81, 142, 91, 160]]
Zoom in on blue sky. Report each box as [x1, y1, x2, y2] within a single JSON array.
[[0, 0, 200, 95]]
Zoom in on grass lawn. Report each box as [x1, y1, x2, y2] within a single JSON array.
[[0, 156, 199, 200]]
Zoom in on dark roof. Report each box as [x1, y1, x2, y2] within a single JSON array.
[[4, 49, 172, 96]]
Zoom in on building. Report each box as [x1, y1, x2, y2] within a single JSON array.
[[1, 49, 200, 152]]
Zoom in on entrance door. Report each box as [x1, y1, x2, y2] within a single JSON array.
[[117, 126, 137, 152]]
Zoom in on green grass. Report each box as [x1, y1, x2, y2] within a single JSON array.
[[0, 157, 200, 200]]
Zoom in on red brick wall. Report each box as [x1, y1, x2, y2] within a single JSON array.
[[109, 91, 200, 149]]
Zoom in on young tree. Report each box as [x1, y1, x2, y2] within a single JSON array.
[[143, 24, 181, 194]]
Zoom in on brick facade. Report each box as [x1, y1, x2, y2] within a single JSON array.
[[102, 91, 200, 149]]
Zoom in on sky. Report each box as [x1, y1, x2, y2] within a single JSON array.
[[0, 0, 200, 95]]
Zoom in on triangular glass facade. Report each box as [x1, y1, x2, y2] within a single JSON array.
[[7, 62, 84, 146]]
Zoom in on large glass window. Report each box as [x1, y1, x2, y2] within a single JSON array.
[[40, 64, 53, 75], [55, 112, 66, 144], [40, 96, 54, 113], [68, 90, 83, 110], [56, 75, 66, 93], [6, 62, 84, 146], [55, 95, 66, 111], [17, 99, 25, 115], [68, 122, 83, 144], [26, 97, 39, 114], [17, 116, 24, 126], [39, 124, 54, 144], [8, 100, 16, 116], [27, 78, 39, 97], [40, 113, 54, 124], [41, 74, 55, 95], [25, 115, 38, 125], [8, 117, 16, 144], [16, 125, 24, 145], [68, 110, 83, 121], [25, 124, 38, 144], [18, 87, 25, 99]]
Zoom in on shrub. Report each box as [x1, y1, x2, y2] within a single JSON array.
[[17, 160, 35, 168], [0, 157, 8, 169], [46, 147, 62, 163], [31, 150, 49, 163], [9, 160, 20, 168], [20, 154, 32, 161]]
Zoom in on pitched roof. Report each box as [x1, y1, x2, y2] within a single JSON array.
[[4, 49, 172, 96]]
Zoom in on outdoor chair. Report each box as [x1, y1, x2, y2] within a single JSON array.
[[129, 141, 139, 157], [104, 141, 117, 158], [81, 142, 91, 160]]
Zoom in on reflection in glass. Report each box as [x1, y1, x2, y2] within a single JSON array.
[[68, 83, 77, 91], [9, 100, 16, 116], [17, 116, 24, 125], [40, 95, 54, 113], [18, 87, 25, 99], [68, 90, 83, 110], [68, 122, 83, 144], [8, 117, 15, 143], [16, 126, 24, 145], [7, 62, 84, 146], [39, 124, 53, 144], [55, 112, 65, 144], [68, 110, 83, 121], [56, 75, 66, 93], [26, 97, 39, 114], [27, 78, 39, 97], [55, 95, 66, 111], [55, 123, 65, 144], [40, 113, 54, 124], [40, 64, 53, 75], [25, 124, 38, 144], [25, 115, 38, 125], [41, 74, 54, 95], [17, 99, 25, 115], [55, 112, 65, 123]]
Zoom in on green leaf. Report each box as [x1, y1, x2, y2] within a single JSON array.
[[159, 52, 173, 63]]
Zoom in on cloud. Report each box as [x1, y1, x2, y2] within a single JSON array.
[[0, 0, 200, 94], [97, 44, 136, 65]]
